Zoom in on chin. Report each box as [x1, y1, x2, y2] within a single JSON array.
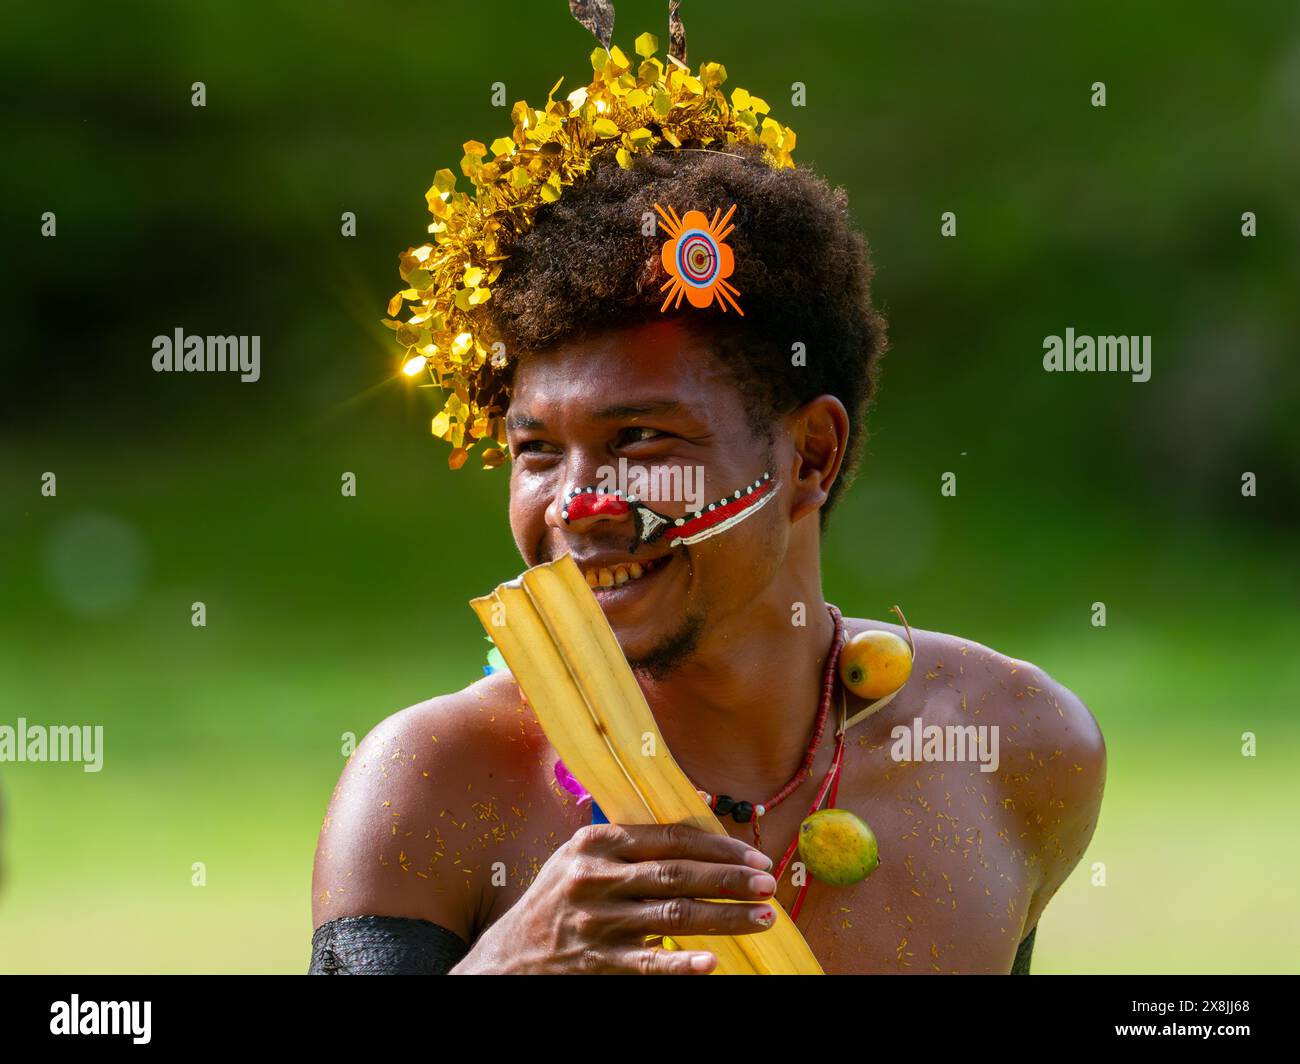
[[605, 616, 661, 661], [620, 610, 706, 680]]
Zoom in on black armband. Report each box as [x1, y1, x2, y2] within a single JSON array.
[[309, 915, 471, 975], [1010, 925, 1036, 975]]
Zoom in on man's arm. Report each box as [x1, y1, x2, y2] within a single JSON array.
[[309, 688, 495, 973], [1010, 926, 1036, 975], [309, 914, 471, 974], [996, 657, 1107, 971]]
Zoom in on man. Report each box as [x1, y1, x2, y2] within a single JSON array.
[[309, 139, 1106, 974], [310, 22, 1106, 971]]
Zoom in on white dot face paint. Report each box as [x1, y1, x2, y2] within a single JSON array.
[[560, 471, 778, 550]]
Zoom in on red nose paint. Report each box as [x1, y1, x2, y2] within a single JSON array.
[[563, 492, 630, 522]]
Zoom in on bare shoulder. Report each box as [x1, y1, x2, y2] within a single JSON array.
[[916, 625, 1106, 918], [850, 617, 1105, 786], [310, 670, 543, 938], [909, 625, 1105, 769], [847, 616, 1106, 920]]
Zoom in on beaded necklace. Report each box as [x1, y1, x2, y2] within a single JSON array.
[[499, 602, 852, 921], [683, 604, 849, 919], [686, 603, 846, 851]]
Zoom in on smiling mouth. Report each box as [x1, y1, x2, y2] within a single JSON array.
[[581, 553, 672, 590]]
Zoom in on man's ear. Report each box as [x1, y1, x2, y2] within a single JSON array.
[[785, 395, 850, 524]]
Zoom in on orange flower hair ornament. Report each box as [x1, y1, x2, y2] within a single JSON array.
[[655, 203, 743, 316]]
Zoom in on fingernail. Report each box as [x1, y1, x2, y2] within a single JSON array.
[[752, 907, 776, 926], [690, 953, 714, 971], [743, 849, 773, 871], [748, 873, 776, 896]]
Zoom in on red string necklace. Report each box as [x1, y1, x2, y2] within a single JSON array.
[[685, 603, 849, 921], [523, 602, 852, 926]]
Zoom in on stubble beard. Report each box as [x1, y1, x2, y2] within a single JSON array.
[[626, 607, 707, 682]]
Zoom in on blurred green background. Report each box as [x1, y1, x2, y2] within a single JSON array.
[[2, 0, 1297, 973]]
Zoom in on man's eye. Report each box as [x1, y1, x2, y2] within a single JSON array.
[[621, 427, 669, 445], [515, 440, 559, 456]]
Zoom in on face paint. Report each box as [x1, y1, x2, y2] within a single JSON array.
[[562, 472, 776, 553]]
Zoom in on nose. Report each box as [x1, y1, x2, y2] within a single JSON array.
[[546, 464, 632, 537], [561, 486, 632, 533]]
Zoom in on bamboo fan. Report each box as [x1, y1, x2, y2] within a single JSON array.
[[470, 554, 823, 975]]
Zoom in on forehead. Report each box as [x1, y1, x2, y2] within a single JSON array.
[[508, 319, 737, 416]]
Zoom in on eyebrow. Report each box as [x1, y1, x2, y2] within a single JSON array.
[[505, 412, 546, 430], [506, 399, 690, 432], [593, 400, 687, 420]]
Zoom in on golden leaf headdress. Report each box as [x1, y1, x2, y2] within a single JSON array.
[[387, 0, 797, 469]]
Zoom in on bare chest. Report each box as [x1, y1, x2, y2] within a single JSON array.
[[468, 725, 1035, 974], [765, 735, 1037, 974]]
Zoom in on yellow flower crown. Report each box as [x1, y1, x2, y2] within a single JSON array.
[[386, 27, 797, 470]]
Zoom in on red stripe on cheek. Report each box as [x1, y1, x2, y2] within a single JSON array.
[[664, 480, 773, 543]]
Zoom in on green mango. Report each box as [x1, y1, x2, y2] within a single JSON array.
[[798, 808, 880, 887]]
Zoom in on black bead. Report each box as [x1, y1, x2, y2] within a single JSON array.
[[732, 801, 754, 823], [713, 794, 735, 816]]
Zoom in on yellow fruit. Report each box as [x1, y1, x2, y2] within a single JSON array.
[[839, 629, 912, 700], [797, 809, 880, 887]]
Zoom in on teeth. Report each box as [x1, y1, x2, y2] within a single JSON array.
[[583, 559, 654, 588]]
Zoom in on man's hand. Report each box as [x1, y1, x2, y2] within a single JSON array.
[[451, 822, 779, 974]]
